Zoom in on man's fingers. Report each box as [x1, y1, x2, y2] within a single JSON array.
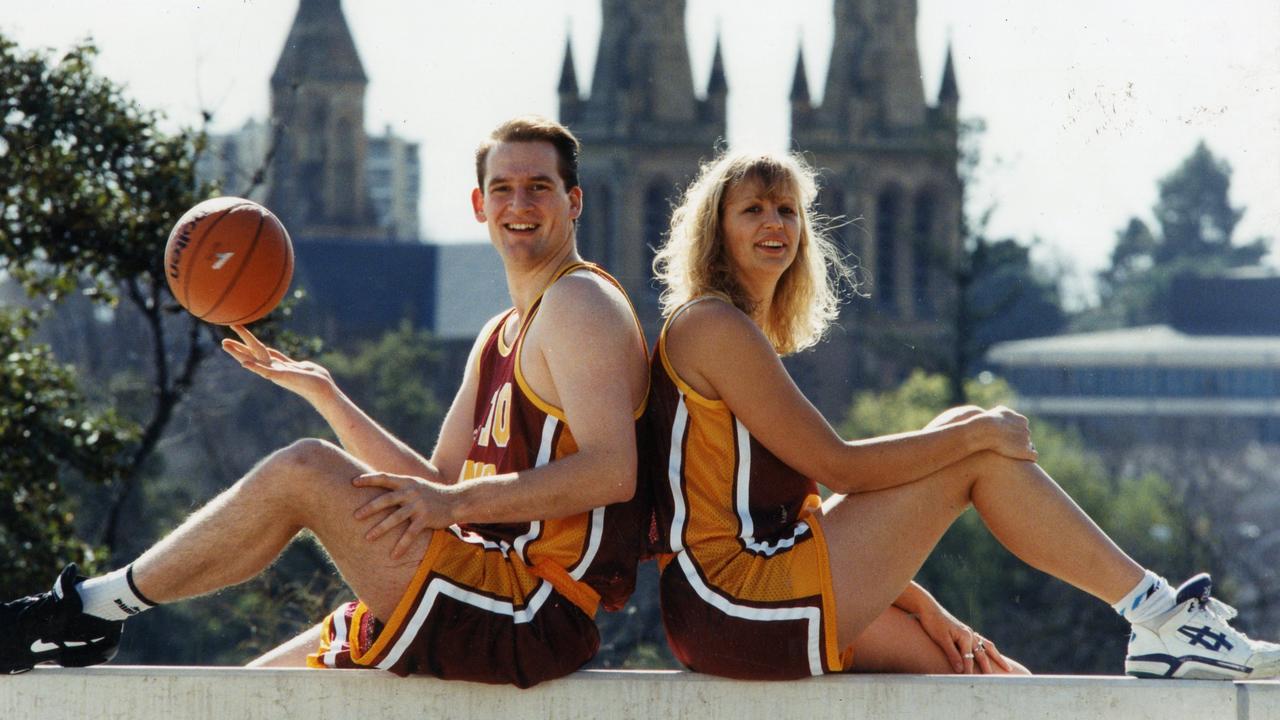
[[366, 505, 411, 541]]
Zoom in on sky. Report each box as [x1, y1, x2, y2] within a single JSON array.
[[4, 1, 1278, 304]]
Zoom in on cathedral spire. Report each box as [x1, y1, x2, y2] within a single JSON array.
[[559, 33, 582, 125], [271, 0, 367, 87], [789, 45, 810, 104], [938, 43, 959, 104], [558, 35, 579, 96], [706, 33, 727, 96]]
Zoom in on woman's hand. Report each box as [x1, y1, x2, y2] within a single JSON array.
[[915, 607, 1014, 675], [222, 325, 336, 402], [970, 405, 1038, 463], [352, 472, 455, 559]]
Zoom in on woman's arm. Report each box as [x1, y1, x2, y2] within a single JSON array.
[[665, 300, 1036, 494]]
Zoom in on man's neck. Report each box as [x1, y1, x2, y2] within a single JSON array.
[[505, 244, 582, 318]]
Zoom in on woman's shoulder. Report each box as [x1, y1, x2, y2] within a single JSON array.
[[664, 295, 772, 363]]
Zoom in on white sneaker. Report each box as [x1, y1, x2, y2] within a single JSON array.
[[1125, 573, 1280, 679]]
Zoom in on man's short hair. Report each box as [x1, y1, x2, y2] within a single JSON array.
[[474, 115, 581, 192]]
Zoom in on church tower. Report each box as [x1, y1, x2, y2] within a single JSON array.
[[559, 0, 727, 329], [268, 0, 380, 239], [789, 0, 963, 410]]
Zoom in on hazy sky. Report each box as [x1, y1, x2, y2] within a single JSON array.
[[4, 1, 1278, 303]]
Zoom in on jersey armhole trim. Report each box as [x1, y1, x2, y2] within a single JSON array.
[[658, 297, 729, 410]]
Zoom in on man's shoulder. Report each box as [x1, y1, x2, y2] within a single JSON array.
[[538, 268, 633, 327]]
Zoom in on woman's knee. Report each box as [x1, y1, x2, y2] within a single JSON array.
[[926, 405, 985, 429]]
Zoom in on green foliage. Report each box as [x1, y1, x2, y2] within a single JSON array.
[[1089, 141, 1269, 328], [842, 371, 1211, 673], [0, 36, 203, 304], [0, 309, 136, 596], [319, 320, 446, 446]]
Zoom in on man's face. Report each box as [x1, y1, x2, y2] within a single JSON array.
[[471, 141, 582, 267]]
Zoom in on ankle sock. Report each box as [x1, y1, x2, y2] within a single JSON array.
[[1113, 570, 1176, 627], [75, 565, 157, 621]]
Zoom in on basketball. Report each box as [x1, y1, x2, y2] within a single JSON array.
[[164, 197, 294, 325]]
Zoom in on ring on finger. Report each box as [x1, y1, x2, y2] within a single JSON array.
[[976, 641, 986, 653], [963, 652, 975, 659]]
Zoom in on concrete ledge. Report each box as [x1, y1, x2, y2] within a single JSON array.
[[3, 666, 1278, 720]]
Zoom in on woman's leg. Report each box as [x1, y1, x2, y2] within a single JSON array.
[[815, 450, 1145, 652], [848, 605, 1029, 674]]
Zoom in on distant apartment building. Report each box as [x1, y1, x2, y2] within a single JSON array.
[[987, 273, 1280, 445]]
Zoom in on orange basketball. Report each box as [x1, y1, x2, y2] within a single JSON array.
[[164, 197, 294, 325]]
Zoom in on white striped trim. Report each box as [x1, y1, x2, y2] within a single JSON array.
[[377, 580, 554, 671], [667, 394, 690, 552], [733, 418, 754, 541], [732, 418, 811, 556], [745, 522, 812, 556], [323, 611, 348, 668], [570, 506, 606, 581], [512, 414, 559, 563], [450, 525, 511, 554], [676, 551, 823, 676]]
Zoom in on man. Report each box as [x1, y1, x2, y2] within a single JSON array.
[[0, 116, 651, 687]]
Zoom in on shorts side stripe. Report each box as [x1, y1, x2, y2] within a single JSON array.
[[376, 579, 555, 671], [676, 551, 823, 676], [323, 610, 348, 668]]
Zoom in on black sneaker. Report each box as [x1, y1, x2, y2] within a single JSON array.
[[0, 565, 123, 674]]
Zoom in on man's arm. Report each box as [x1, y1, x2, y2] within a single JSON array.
[[222, 317, 496, 482], [352, 273, 648, 556]]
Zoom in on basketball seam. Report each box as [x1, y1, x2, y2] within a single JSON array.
[[201, 213, 264, 323], [226, 221, 291, 325], [179, 202, 253, 310]]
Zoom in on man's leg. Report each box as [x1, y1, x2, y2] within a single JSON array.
[[130, 437, 430, 621], [247, 624, 323, 668], [2, 437, 432, 674]]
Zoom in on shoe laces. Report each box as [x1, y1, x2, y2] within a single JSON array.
[[1198, 595, 1239, 624]]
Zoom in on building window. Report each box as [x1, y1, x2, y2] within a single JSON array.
[[913, 191, 937, 318], [875, 188, 902, 312], [820, 184, 848, 253], [644, 181, 670, 295]]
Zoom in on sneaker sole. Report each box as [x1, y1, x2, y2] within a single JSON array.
[[1127, 652, 1258, 680]]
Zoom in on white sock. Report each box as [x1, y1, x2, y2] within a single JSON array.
[[1113, 570, 1176, 626], [75, 565, 156, 621]]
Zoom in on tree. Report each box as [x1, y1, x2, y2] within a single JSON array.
[[0, 308, 135, 596], [842, 371, 1212, 673], [1090, 141, 1269, 327], [0, 35, 220, 560], [942, 119, 1067, 403]]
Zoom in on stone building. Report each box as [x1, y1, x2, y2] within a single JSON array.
[[199, 0, 421, 242], [786, 0, 964, 414], [558, 0, 728, 333]]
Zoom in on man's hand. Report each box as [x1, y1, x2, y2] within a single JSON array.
[[352, 473, 455, 559], [221, 324, 336, 403]]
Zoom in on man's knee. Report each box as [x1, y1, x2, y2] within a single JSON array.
[[926, 405, 985, 429], [245, 438, 357, 498]]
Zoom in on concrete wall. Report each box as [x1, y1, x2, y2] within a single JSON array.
[[3, 667, 1279, 720]]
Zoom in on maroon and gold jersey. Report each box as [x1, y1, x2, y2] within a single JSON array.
[[308, 262, 648, 686], [644, 298, 846, 679], [456, 261, 648, 612]]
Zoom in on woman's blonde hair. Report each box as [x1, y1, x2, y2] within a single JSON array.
[[653, 151, 851, 355]]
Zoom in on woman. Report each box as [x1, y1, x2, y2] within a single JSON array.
[[643, 150, 1278, 679]]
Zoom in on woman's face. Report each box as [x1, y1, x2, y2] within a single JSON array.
[[719, 176, 801, 295]]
